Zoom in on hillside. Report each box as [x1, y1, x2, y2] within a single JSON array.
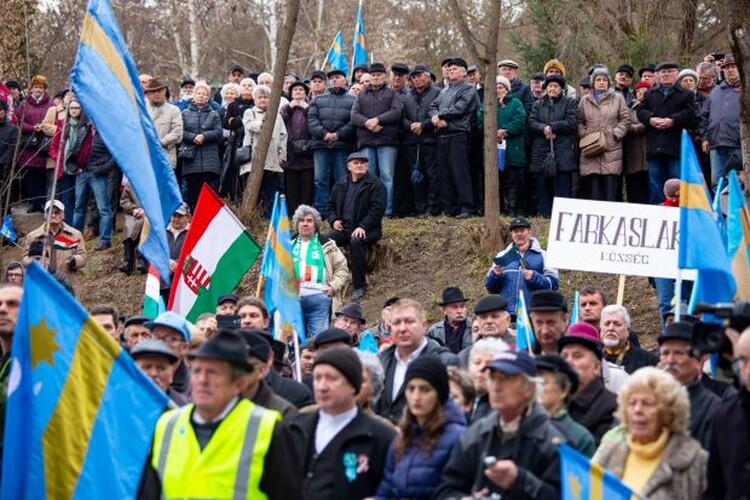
[[2, 210, 662, 348]]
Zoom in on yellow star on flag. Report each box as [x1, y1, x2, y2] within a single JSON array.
[[31, 318, 60, 369], [568, 473, 581, 500]]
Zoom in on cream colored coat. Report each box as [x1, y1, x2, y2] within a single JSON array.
[[241, 106, 287, 175], [322, 237, 350, 316], [147, 101, 183, 167], [577, 89, 630, 176]]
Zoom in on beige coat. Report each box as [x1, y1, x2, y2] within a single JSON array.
[[147, 101, 183, 167], [23, 222, 87, 283], [595, 433, 707, 500], [241, 107, 287, 175], [625, 103, 648, 175], [577, 90, 630, 176], [119, 183, 144, 240], [322, 237, 350, 315]]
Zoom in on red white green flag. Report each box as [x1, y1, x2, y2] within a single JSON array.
[[168, 185, 261, 322], [142, 265, 165, 318]]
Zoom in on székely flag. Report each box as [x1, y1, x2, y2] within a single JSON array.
[[515, 289, 536, 353], [559, 443, 632, 500], [168, 185, 261, 323], [727, 170, 750, 300]]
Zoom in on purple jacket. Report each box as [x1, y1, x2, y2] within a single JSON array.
[[280, 103, 313, 171], [16, 92, 52, 168]]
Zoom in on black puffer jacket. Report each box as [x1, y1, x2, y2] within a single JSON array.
[[529, 95, 579, 173], [181, 103, 222, 175], [637, 84, 697, 158], [351, 84, 403, 148], [308, 88, 355, 150]]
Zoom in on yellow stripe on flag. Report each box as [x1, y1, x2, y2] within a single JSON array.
[[679, 181, 712, 213], [734, 207, 750, 300], [42, 318, 120, 498], [590, 461, 604, 500], [80, 14, 136, 105]]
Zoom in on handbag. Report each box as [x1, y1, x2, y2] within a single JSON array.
[[234, 144, 252, 165], [177, 144, 197, 160], [496, 141, 507, 172], [291, 139, 312, 154], [22, 132, 50, 158], [541, 139, 557, 178], [579, 131, 607, 158]]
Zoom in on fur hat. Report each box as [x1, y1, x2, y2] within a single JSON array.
[[543, 59, 567, 77]]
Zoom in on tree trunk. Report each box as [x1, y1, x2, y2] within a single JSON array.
[[482, 0, 502, 254], [186, 0, 200, 76], [239, 0, 299, 221], [726, 7, 750, 176]]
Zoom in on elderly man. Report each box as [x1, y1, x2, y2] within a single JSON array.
[[333, 302, 366, 346], [600, 305, 657, 374], [292, 204, 350, 337], [351, 62, 403, 216], [459, 295, 513, 367], [287, 347, 396, 499], [23, 200, 87, 283], [146, 311, 192, 396], [696, 61, 717, 100], [145, 78, 183, 169], [215, 293, 238, 316], [428, 57, 479, 218], [613, 64, 635, 105], [559, 322, 618, 444], [427, 286, 473, 355], [528, 290, 568, 355], [435, 350, 562, 498], [465, 337, 509, 424], [658, 322, 719, 450], [138, 331, 299, 499], [706, 327, 750, 499], [485, 218, 559, 317], [238, 329, 298, 419], [213, 64, 244, 105], [637, 60, 697, 204], [0, 284, 22, 475], [700, 54, 742, 187], [308, 69, 356, 214], [131, 339, 189, 407], [498, 59, 534, 114], [312, 327, 352, 352], [324, 151, 386, 301], [123, 314, 152, 347], [375, 298, 459, 423]]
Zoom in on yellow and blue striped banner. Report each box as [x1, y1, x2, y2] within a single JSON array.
[[560, 443, 632, 500], [516, 289, 535, 352], [1, 262, 168, 498], [727, 170, 750, 299], [70, 0, 182, 283], [325, 31, 349, 77], [678, 130, 736, 309], [351, 0, 368, 69]]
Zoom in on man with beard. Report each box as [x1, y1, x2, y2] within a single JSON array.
[[600, 305, 657, 374]]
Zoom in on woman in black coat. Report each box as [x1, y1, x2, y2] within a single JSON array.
[[529, 75, 578, 217], [180, 82, 222, 209], [280, 81, 314, 214]]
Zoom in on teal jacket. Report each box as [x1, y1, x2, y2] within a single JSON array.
[[478, 94, 527, 167]]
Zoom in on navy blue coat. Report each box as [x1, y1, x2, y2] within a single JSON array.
[[375, 400, 466, 499], [308, 88, 356, 150]]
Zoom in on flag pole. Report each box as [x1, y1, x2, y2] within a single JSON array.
[[292, 328, 302, 382], [674, 274, 682, 322], [41, 110, 70, 271]]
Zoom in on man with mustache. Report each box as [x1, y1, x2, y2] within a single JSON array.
[[600, 305, 657, 374]]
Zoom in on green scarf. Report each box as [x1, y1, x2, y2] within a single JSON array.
[[292, 234, 326, 284]]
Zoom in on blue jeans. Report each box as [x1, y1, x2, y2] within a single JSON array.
[[300, 292, 332, 339], [313, 149, 349, 215], [73, 171, 112, 245], [710, 147, 742, 187], [648, 156, 681, 204], [361, 146, 397, 215], [654, 277, 693, 331]]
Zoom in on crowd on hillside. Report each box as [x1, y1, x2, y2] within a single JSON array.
[[0, 51, 748, 499]]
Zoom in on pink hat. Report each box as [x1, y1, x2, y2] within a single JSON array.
[[558, 322, 603, 359]]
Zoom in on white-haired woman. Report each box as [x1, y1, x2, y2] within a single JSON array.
[[595, 367, 707, 499], [466, 337, 509, 423], [291, 204, 349, 338], [242, 84, 287, 217], [180, 81, 222, 209]]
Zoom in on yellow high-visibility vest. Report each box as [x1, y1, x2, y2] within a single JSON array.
[[152, 398, 280, 500]]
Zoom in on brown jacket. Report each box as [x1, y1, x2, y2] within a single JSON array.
[[119, 183, 144, 241], [595, 433, 707, 500], [577, 90, 630, 176], [23, 222, 87, 283], [625, 103, 648, 175]]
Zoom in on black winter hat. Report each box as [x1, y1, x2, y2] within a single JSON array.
[[237, 329, 272, 362], [530, 290, 568, 312], [313, 327, 352, 349], [535, 355, 579, 395], [404, 356, 450, 404], [542, 74, 566, 90], [474, 295, 509, 314], [369, 63, 387, 74], [314, 346, 362, 394], [187, 330, 252, 370], [439, 286, 468, 306]]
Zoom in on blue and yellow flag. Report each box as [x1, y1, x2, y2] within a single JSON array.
[[516, 290, 536, 352], [712, 176, 728, 248], [1, 262, 168, 499], [0, 214, 16, 243], [679, 130, 736, 310], [727, 170, 750, 299], [262, 194, 307, 346], [70, 0, 182, 283], [569, 290, 580, 326], [325, 31, 349, 77], [351, 0, 368, 69], [560, 443, 632, 500]]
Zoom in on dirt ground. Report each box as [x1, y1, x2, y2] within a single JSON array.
[[2, 211, 663, 349]]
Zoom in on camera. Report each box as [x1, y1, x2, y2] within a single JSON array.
[[690, 301, 750, 354]]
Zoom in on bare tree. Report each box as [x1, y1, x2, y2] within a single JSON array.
[[239, 0, 300, 220], [724, 1, 750, 173]]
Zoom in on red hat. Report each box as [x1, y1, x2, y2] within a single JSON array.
[[634, 81, 651, 92], [558, 322, 603, 359]]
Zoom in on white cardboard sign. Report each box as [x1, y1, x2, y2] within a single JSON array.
[[547, 198, 683, 279]]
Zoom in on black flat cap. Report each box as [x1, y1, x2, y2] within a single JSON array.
[[369, 63, 387, 74], [530, 291, 567, 313], [335, 302, 366, 324], [313, 327, 352, 349], [508, 217, 531, 230], [535, 355, 579, 395], [347, 151, 369, 162], [383, 296, 401, 309], [531, 72, 546, 81], [409, 64, 431, 76], [131, 339, 179, 363], [228, 64, 245, 74], [217, 293, 239, 306], [616, 64, 635, 77], [237, 329, 272, 362], [467, 65, 478, 74], [352, 64, 370, 73], [327, 68, 346, 78], [474, 295, 509, 315], [391, 63, 409, 75], [187, 330, 252, 370], [441, 58, 454, 67], [579, 76, 592, 88], [638, 64, 656, 76], [448, 58, 468, 70], [124, 314, 150, 328], [655, 61, 679, 72], [310, 70, 327, 81], [180, 77, 195, 88]]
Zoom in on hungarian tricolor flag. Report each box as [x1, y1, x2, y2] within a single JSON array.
[[168, 185, 261, 322], [142, 265, 165, 318]]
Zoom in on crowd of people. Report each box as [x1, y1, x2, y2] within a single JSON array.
[[0, 50, 747, 499]]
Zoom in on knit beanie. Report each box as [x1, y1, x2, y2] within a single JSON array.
[[404, 357, 450, 404], [496, 76, 512, 92], [313, 346, 362, 394], [678, 69, 699, 83], [590, 66, 610, 83], [543, 59, 567, 77]]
